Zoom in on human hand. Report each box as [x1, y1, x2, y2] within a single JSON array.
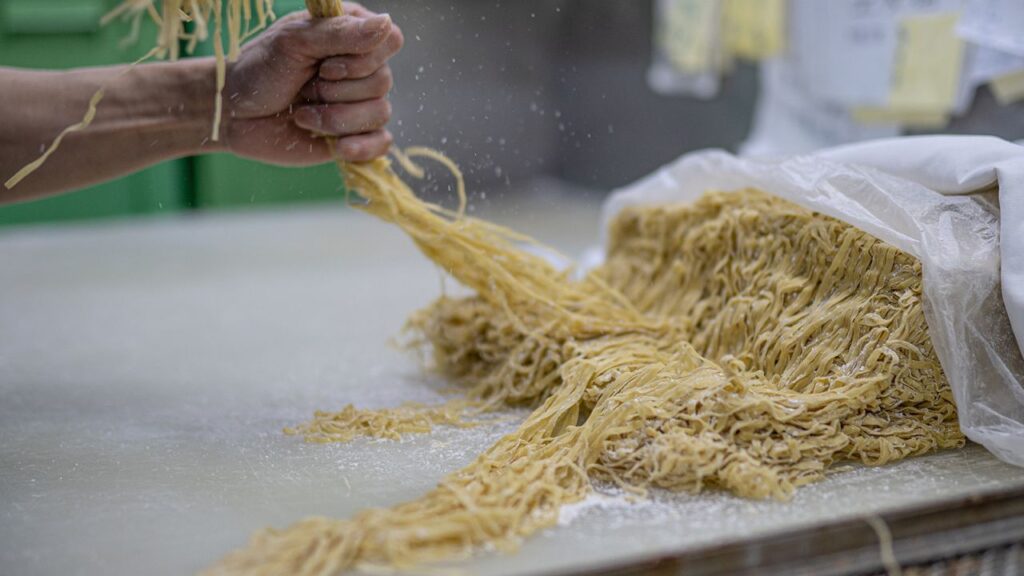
[[219, 4, 402, 165]]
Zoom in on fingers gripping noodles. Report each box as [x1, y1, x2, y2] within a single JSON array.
[[51, 1, 969, 574]]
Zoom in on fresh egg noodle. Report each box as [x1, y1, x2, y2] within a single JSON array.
[[208, 169, 963, 575], [212, 141, 964, 574], [12, 1, 964, 574]]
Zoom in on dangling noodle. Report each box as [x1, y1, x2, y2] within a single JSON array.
[[10, 1, 965, 574], [96, 0, 277, 139], [3, 46, 165, 190], [4, 89, 107, 191]]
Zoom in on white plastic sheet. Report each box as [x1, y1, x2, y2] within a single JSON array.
[[601, 136, 1024, 467]]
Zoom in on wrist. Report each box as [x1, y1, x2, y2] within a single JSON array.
[[106, 57, 229, 156], [175, 57, 230, 154]]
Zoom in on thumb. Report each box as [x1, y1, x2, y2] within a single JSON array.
[[296, 14, 392, 59]]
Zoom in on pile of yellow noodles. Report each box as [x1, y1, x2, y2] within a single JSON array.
[[206, 176, 962, 575], [18, 2, 962, 574]]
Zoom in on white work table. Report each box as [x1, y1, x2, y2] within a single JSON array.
[[2, 190, 1023, 576]]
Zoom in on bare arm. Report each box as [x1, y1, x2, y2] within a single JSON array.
[[0, 60, 219, 201], [0, 5, 402, 204]]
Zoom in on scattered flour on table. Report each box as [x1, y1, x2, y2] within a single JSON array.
[[558, 490, 647, 527]]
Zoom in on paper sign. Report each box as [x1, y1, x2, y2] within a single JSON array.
[[787, 0, 966, 109], [889, 12, 966, 112], [851, 107, 951, 129], [787, 0, 898, 108], [722, 0, 786, 60], [991, 70, 1024, 105], [852, 12, 964, 128], [657, 0, 721, 74], [954, 45, 1024, 114], [649, 0, 723, 98]]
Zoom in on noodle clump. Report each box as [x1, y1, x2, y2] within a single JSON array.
[[206, 160, 963, 574]]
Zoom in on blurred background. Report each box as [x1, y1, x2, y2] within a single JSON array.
[[1, 0, 1022, 226]]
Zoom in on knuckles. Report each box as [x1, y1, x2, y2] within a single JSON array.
[[321, 98, 391, 134], [253, 8, 403, 57], [388, 23, 405, 53], [341, 130, 393, 162], [265, 20, 309, 55], [379, 99, 393, 123], [374, 67, 394, 96], [359, 99, 392, 130]]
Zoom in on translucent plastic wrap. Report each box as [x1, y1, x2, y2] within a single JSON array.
[[601, 137, 1024, 467]]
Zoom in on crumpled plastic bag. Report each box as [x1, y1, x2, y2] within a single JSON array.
[[600, 135, 1024, 467]]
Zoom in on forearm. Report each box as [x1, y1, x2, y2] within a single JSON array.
[[0, 58, 223, 203]]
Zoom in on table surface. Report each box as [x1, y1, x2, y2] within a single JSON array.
[[2, 187, 1023, 576]]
